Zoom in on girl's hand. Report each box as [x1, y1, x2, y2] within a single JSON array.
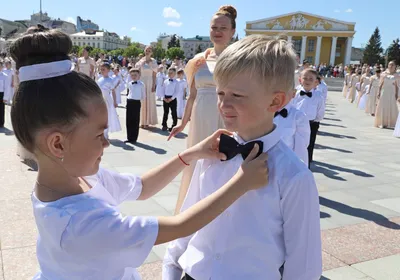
[[184, 129, 233, 162], [168, 124, 185, 140], [152, 84, 156, 92]]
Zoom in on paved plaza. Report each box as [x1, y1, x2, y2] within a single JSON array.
[[0, 91, 399, 280]]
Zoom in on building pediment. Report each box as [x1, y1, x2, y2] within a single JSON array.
[[247, 11, 355, 32]]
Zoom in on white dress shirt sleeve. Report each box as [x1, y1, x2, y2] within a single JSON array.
[[314, 95, 326, 122], [162, 161, 203, 280], [293, 111, 310, 165], [281, 171, 322, 280]]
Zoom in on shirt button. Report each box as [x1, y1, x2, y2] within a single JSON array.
[[215, 254, 221, 260]]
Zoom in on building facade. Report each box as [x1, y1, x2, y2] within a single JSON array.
[[245, 11, 356, 66], [181, 35, 213, 58], [76, 16, 99, 32], [70, 30, 130, 50], [0, 18, 28, 39]]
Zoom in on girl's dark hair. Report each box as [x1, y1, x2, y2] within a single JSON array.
[[9, 26, 103, 153], [100, 62, 111, 70], [215, 5, 237, 29], [375, 68, 381, 73]]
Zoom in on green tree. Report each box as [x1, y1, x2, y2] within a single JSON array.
[[195, 45, 203, 54], [89, 48, 104, 57], [386, 38, 400, 66], [123, 45, 142, 58], [363, 27, 385, 65], [167, 34, 180, 49], [233, 34, 239, 42], [152, 42, 166, 60], [109, 49, 125, 56], [166, 47, 184, 59], [71, 45, 81, 55]]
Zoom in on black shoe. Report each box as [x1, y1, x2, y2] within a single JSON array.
[[124, 140, 136, 144], [169, 125, 176, 132], [162, 126, 168, 131]]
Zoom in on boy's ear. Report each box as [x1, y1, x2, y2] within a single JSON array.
[[267, 92, 287, 112]]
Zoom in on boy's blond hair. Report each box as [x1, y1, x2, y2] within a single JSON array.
[[214, 35, 297, 94]]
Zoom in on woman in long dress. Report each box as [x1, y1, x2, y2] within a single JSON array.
[[169, 5, 237, 213], [342, 67, 352, 98], [365, 69, 381, 116], [347, 70, 360, 103], [357, 69, 371, 109], [135, 46, 158, 128], [375, 61, 399, 128]]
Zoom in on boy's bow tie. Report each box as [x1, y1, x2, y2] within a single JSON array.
[[219, 134, 264, 161]]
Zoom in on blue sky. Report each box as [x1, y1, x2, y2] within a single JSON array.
[[3, 0, 398, 49]]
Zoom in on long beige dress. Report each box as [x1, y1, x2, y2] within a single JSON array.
[[365, 76, 379, 115], [136, 58, 158, 126], [347, 74, 358, 103], [178, 50, 224, 207], [375, 74, 399, 128], [342, 73, 350, 98]]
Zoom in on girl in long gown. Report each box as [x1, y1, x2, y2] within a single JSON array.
[[97, 63, 121, 138], [357, 70, 371, 107], [365, 69, 381, 116], [375, 61, 399, 128], [342, 68, 352, 98], [135, 46, 158, 128], [169, 5, 237, 213], [348, 70, 360, 103]]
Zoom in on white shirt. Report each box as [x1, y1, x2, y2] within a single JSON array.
[[78, 57, 95, 77], [0, 72, 7, 92], [177, 78, 188, 94], [163, 128, 322, 280], [127, 80, 146, 100], [156, 72, 166, 87], [162, 78, 179, 100], [293, 87, 326, 122], [274, 104, 310, 165], [316, 81, 328, 102], [32, 168, 159, 280]]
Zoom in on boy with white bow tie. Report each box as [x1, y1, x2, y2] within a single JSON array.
[[163, 35, 322, 280]]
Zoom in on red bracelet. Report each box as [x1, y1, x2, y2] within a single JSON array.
[[178, 153, 190, 166]]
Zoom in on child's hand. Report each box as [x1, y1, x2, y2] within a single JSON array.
[[187, 129, 232, 161], [233, 144, 269, 191]]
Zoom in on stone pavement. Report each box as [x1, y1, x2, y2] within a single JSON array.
[[0, 91, 399, 280]]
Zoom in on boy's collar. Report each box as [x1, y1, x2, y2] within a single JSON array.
[[233, 125, 281, 153]]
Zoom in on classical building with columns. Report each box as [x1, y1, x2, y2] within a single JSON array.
[[245, 11, 356, 66]]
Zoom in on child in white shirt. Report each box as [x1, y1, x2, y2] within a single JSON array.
[[10, 27, 269, 280], [292, 68, 326, 168], [162, 67, 179, 131], [163, 35, 322, 280], [156, 65, 166, 100], [0, 61, 7, 127]]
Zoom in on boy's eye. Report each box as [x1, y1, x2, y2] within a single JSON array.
[[233, 94, 242, 98], [97, 133, 104, 138]]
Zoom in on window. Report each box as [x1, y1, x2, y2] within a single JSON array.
[[336, 44, 341, 57], [308, 39, 315, 52], [78, 42, 81, 46], [98, 42, 100, 48], [92, 42, 95, 47], [293, 39, 301, 52], [306, 56, 313, 64]]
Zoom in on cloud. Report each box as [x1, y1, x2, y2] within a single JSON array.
[[65, 17, 75, 24], [163, 7, 180, 19], [130, 26, 143, 32], [334, 9, 340, 13], [345, 8, 353, 13], [167, 21, 183, 27]]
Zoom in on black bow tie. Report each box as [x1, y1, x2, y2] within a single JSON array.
[[300, 90, 312, 98], [169, 79, 173, 82], [132, 81, 138, 84], [274, 108, 288, 118], [219, 134, 263, 161]]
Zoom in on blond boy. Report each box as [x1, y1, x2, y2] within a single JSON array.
[[163, 35, 322, 280]]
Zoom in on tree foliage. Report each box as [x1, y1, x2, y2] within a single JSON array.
[[195, 45, 203, 54], [152, 42, 166, 60], [166, 47, 185, 59], [168, 34, 181, 49], [363, 27, 385, 65], [123, 45, 143, 58], [386, 38, 400, 66]]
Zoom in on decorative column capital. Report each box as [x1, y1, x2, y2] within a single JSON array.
[[302, 35, 308, 39]]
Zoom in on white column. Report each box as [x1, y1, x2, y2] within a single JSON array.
[[314, 36, 322, 66], [300, 35, 307, 62], [344, 36, 353, 65], [287, 35, 292, 43], [329, 36, 338, 66]]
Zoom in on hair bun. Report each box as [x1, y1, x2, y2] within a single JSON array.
[[218, 5, 237, 20], [10, 28, 72, 69]]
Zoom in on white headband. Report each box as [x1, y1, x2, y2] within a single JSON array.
[[19, 60, 73, 82]]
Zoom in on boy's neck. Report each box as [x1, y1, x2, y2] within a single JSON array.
[[302, 86, 313, 92], [236, 122, 275, 142]]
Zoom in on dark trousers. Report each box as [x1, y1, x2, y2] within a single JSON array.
[[126, 99, 141, 142], [308, 121, 320, 168], [0, 92, 4, 127], [181, 274, 195, 280], [162, 98, 177, 128]]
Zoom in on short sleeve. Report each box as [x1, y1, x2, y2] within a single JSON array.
[[96, 168, 143, 204], [61, 206, 158, 268]]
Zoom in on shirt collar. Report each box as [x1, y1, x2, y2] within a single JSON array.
[[233, 125, 281, 153]]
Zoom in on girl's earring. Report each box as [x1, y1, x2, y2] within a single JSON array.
[[60, 157, 64, 163]]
